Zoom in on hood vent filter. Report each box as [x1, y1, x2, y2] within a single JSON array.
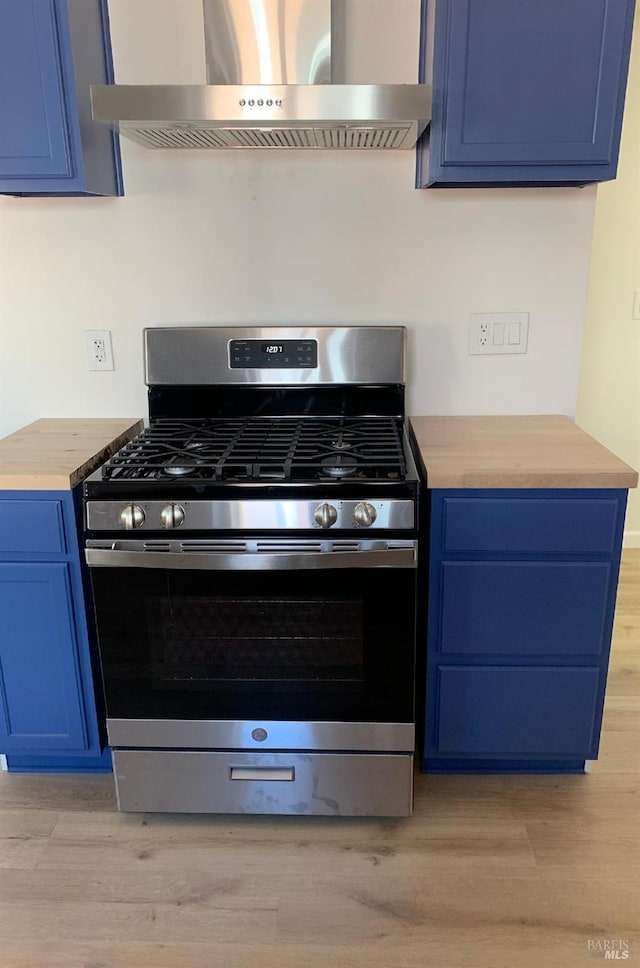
[[125, 123, 415, 150]]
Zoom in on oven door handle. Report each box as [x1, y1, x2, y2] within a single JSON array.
[[84, 547, 416, 570]]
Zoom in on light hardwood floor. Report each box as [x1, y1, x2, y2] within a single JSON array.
[[1, 551, 639, 968]]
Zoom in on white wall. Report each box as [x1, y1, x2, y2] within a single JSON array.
[[0, 0, 597, 437], [577, 20, 640, 546]]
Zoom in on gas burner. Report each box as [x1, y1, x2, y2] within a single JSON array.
[[163, 464, 199, 477], [163, 443, 208, 477], [331, 434, 353, 450], [321, 454, 359, 479]]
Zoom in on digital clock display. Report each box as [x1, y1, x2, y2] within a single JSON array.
[[229, 338, 318, 368]]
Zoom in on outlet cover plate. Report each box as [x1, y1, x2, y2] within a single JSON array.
[[469, 313, 529, 356], [85, 329, 114, 371]]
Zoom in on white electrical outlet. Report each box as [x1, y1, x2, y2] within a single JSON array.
[[469, 313, 530, 356], [85, 330, 114, 371]]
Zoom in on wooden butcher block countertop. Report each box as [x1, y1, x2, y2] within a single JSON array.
[[0, 418, 143, 490], [409, 415, 639, 489]]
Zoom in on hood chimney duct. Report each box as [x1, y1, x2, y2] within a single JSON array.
[[203, 0, 332, 85]]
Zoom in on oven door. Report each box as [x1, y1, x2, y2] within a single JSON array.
[[86, 538, 417, 752]]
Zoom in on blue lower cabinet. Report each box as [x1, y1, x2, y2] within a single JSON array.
[[0, 562, 88, 752], [0, 490, 107, 770], [423, 488, 628, 773]]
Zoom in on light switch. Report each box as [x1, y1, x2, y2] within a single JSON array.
[[469, 313, 529, 355]]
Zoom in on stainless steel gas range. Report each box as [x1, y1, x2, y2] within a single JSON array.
[[84, 326, 421, 816]]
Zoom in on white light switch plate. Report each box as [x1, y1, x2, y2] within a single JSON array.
[[469, 313, 530, 355]]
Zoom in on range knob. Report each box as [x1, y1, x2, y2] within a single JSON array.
[[354, 502, 377, 528], [120, 504, 145, 530], [314, 502, 338, 529], [160, 504, 185, 529]]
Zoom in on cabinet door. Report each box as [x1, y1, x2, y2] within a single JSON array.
[[0, 0, 73, 179], [0, 562, 88, 753], [423, 0, 635, 185]]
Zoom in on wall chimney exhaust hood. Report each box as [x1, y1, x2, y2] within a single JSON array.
[[91, 0, 431, 150]]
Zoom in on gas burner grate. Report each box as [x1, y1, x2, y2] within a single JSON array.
[[101, 417, 408, 483]]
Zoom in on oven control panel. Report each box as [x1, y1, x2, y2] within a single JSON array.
[[85, 499, 415, 532], [229, 339, 318, 369]]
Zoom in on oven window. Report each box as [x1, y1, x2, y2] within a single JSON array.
[[91, 567, 414, 724], [148, 597, 363, 685]]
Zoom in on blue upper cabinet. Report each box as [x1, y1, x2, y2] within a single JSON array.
[[417, 0, 636, 187], [0, 0, 122, 196], [0, 1, 72, 181]]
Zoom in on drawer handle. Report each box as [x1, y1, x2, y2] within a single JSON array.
[[229, 766, 295, 782]]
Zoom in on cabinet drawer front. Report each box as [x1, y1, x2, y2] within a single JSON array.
[[0, 501, 66, 554], [440, 561, 611, 656], [442, 497, 619, 554], [436, 666, 600, 757]]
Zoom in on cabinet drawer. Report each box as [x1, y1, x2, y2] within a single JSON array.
[[442, 497, 619, 554], [440, 561, 610, 656], [0, 501, 66, 554], [436, 666, 600, 757]]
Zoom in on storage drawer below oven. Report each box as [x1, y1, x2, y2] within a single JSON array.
[[112, 749, 414, 817]]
